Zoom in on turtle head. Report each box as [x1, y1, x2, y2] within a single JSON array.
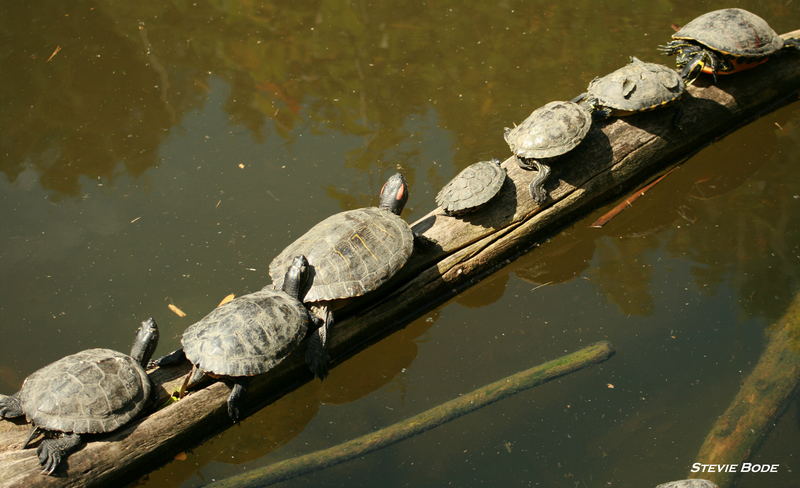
[[378, 173, 409, 215], [130, 317, 160, 366], [282, 255, 311, 299]]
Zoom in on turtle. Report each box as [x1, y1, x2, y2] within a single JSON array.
[[0, 318, 159, 475], [269, 173, 414, 379], [573, 56, 685, 118], [504, 100, 592, 203], [659, 8, 800, 83], [435, 159, 506, 216], [151, 255, 316, 423]]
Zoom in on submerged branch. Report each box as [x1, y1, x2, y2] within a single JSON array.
[[206, 341, 615, 488], [690, 293, 800, 487]]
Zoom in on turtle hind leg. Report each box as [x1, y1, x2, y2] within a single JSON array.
[[528, 160, 552, 205], [0, 392, 23, 419], [226, 378, 251, 423], [37, 433, 81, 476], [305, 305, 332, 380]]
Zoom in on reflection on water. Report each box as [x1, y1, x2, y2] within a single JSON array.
[[1, 1, 799, 487]]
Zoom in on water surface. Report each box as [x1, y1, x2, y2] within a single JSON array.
[[1, 1, 798, 487]]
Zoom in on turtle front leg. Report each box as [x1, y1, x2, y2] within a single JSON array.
[[528, 160, 552, 205], [226, 378, 251, 423], [0, 392, 23, 419], [305, 305, 332, 380], [37, 433, 82, 476], [680, 49, 719, 84], [783, 38, 800, 51], [148, 347, 186, 369]]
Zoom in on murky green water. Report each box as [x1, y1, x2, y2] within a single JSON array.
[[1, 1, 798, 487]]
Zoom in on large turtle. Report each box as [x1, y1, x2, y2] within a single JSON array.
[[436, 159, 506, 216], [659, 8, 800, 83], [504, 100, 592, 203], [269, 173, 414, 379], [573, 57, 685, 118], [151, 255, 315, 423], [0, 318, 159, 475]]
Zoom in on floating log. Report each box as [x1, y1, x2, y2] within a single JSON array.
[[0, 29, 797, 488], [206, 341, 615, 488], [689, 292, 800, 488]]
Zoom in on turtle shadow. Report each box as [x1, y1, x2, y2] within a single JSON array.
[[612, 91, 733, 141], [454, 174, 519, 228], [550, 127, 614, 194]]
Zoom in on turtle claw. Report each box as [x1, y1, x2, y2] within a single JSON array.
[[35, 434, 81, 476], [227, 402, 240, 424], [305, 310, 331, 380], [226, 381, 248, 423], [37, 441, 62, 476], [149, 348, 186, 369]]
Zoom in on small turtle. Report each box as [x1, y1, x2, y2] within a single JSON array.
[[436, 159, 506, 216], [0, 318, 159, 475], [151, 255, 315, 423], [574, 57, 685, 118], [269, 173, 414, 379], [659, 8, 800, 83], [504, 100, 592, 203]]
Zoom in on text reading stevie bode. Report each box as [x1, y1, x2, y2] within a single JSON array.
[[690, 463, 779, 473]]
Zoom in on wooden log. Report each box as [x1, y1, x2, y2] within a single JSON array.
[[205, 341, 615, 488], [0, 29, 797, 488], [689, 292, 800, 488]]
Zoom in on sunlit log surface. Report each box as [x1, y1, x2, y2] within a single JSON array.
[[0, 29, 797, 488]]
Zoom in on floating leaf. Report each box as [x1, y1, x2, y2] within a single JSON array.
[[168, 303, 187, 317], [174, 452, 188, 461], [217, 293, 235, 307]]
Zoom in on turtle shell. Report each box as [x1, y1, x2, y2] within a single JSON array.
[[269, 207, 413, 303], [18, 349, 150, 434], [182, 288, 309, 377], [587, 57, 684, 113], [673, 8, 783, 57], [436, 160, 506, 216], [504, 101, 592, 159]]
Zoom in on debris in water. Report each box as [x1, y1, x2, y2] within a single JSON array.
[[217, 294, 235, 307], [168, 303, 187, 317], [46, 46, 61, 62]]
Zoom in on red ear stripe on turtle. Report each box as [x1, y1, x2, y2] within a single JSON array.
[[395, 184, 405, 201]]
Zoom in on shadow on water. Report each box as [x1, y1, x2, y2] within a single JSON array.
[[137, 313, 435, 487]]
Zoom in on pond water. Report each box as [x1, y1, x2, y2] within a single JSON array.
[[1, 1, 798, 487]]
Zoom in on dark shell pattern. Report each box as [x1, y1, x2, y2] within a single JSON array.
[[269, 207, 413, 303], [436, 160, 506, 216], [673, 8, 783, 57], [504, 101, 592, 159], [19, 349, 150, 434], [182, 288, 309, 377], [587, 57, 684, 112]]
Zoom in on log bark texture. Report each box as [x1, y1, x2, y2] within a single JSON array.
[[689, 292, 800, 488], [0, 29, 797, 488]]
